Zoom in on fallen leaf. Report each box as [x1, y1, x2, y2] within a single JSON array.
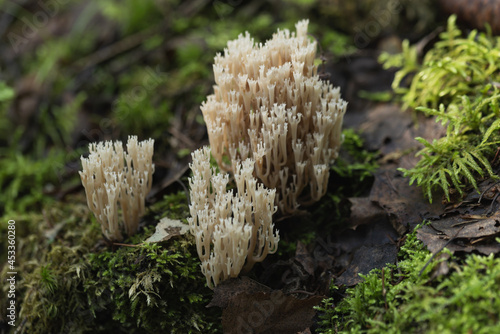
[[359, 104, 412, 155], [222, 290, 322, 334], [208, 277, 323, 334], [144, 217, 189, 243], [370, 169, 443, 235], [298, 328, 312, 334], [208, 277, 272, 309], [417, 215, 500, 255], [348, 197, 386, 229], [295, 241, 315, 276], [44, 221, 67, 242], [335, 243, 397, 286]]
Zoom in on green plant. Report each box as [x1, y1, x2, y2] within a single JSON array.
[[332, 128, 379, 183], [316, 223, 500, 333], [381, 15, 500, 110], [113, 67, 172, 138], [401, 91, 500, 201], [99, 0, 163, 34], [85, 236, 219, 333], [380, 15, 500, 202], [0, 149, 67, 217], [0, 80, 14, 146]]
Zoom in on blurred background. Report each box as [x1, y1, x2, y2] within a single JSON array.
[[0, 0, 442, 219]]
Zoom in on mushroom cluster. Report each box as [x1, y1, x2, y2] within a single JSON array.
[[201, 19, 347, 213], [79, 136, 154, 241], [188, 147, 279, 288]]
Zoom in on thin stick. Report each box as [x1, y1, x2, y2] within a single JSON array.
[[478, 181, 500, 203], [113, 242, 143, 248], [418, 226, 464, 277]]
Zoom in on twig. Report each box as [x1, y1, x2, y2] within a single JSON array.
[[383, 170, 399, 195], [451, 219, 479, 227], [478, 181, 500, 203], [382, 268, 388, 309], [419, 226, 464, 277], [74, 24, 164, 72], [177, 178, 191, 207], [415, 27, 444, 56], [487, 192, 500, 215], [112, 242, 143, 248], [288, 289, 316, 296]]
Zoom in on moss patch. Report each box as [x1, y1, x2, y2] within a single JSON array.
[[316, 223, 500, 333], [0, 192, 221, 333], [380, 15, 500, 202]]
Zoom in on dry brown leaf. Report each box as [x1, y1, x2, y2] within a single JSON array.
[[417, 217, 500, 255], [208, 277, 272, 309], [335, 243, 397, 286], [207, 277, 323, 334], [222, 290, 323, 334], [370, 169, 443, 235], [348, 197, 386, 229], [295, 241, 315, 277]]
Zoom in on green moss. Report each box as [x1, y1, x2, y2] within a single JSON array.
[[0, 192, 220, 333], [83, 235, 219, 333], [316, 223, 500, 333], [332, 129, 379, 183], [321, 29, 356, 57], [400, 92, 500, 201], [0, 82, 66, 217], [0, 81, 14, 102], [113, 66, 172, 139], [380, 15, 500, 202], [0, 149, 69, 217], [99, 0, 164, 34], [381, 15, 500, 110], [150, 191, 191, 221]]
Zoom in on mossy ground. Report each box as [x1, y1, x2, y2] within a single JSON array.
[[316, 14, 500, 334], [316, 224, 500, 333], [1, 192, 221, 333], [381, 15, 500, 202]]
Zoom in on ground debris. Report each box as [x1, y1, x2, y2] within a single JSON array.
[[370, 168, 444, 235], [209, 277, 322, 334], [418, 210, 500, 255], [336, 243, 398, 286], [144, 217, 189, 243]]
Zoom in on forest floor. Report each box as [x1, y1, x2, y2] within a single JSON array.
[[1, 1, 500, 333]]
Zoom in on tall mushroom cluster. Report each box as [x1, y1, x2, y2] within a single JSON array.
[[188, 147, 279, 288], [188, 20, 347, 287], [79, 136, 154, 241], [201, 19, 347, 213]]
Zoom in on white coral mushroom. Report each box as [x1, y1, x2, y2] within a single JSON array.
[[79, 136, 154, 241], [188, 147, 279, 288], [201, 19, 347, 213]]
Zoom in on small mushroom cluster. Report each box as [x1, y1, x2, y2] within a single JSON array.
[[188, 147, 279, 288], [201, 19, 347, 213], [79, 136, 154, 241]]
